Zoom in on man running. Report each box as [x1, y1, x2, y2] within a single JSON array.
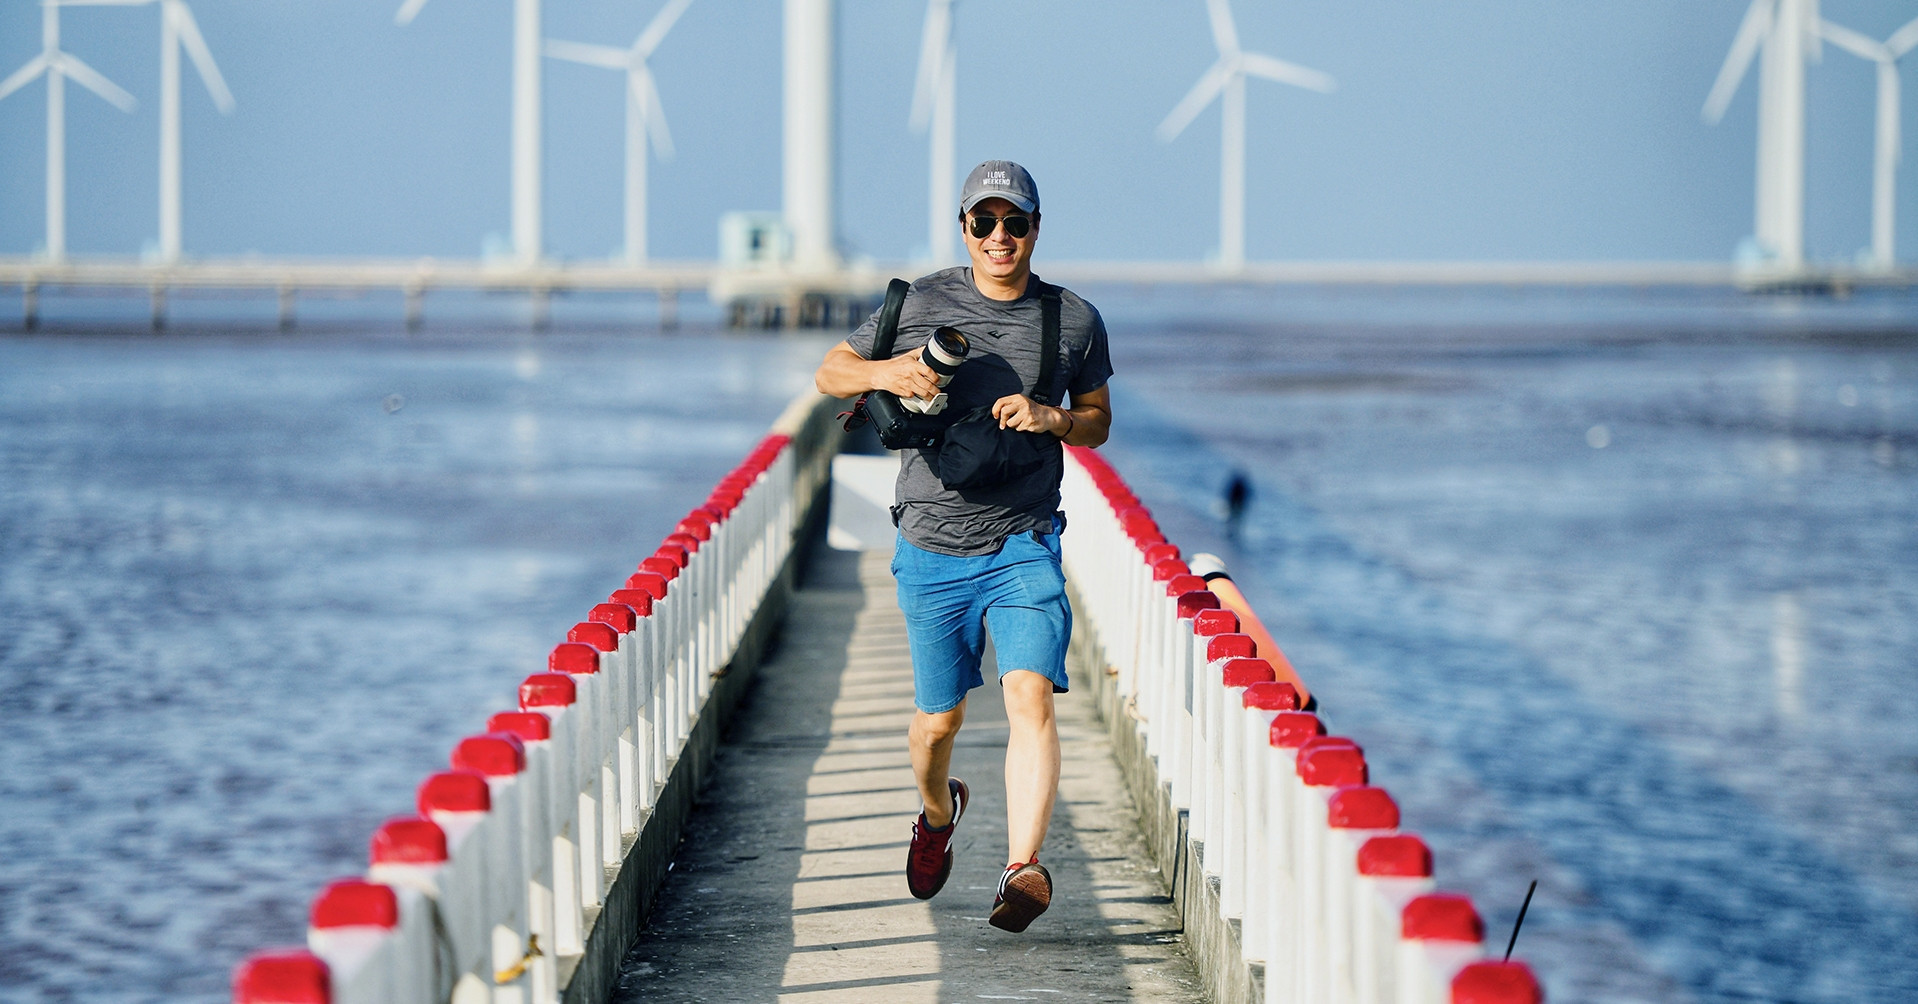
[[813, 160, 1113, 932]]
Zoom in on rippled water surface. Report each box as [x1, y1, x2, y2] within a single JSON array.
[[3, 288, 1916, 1003]]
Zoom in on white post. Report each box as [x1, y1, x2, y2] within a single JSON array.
[[927, 42, 955, 264], [625, 77, 648, 264], [159, 0, 182, 262], [1219, 69, 1246, 270], [783, 0, 836, 268], [45, 3, 65, 261], [512, 0, 543, 264]]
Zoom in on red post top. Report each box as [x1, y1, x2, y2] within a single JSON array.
[[232, 950, 330, 1003], [1328, 785, 1400, 829], [1165, 573, 1205, 598], [369, 817, 447, 865], [1221, 656, 1276, 688], [1176, 590, 1219, 619], [1194, 608, 1240, 636], [1452, 961, 1543, 1004], [549, 641, 601, 675], [1301, 734, 1362, 757], [705, 491, 739, 516], [452, 732, 526, 777], [653, 543, 689, 568], [640, 555, 680, 582], [664, 531, 701, 555], [1402, 893, 1484, 943], [1151, 557, 1189, 581], [568, 621, 619, 652], [608, 588, 655, 616], [1208, 633, 1258, 662], [417, 770, 491, 815], [590, 601, 638, 633], [1242, 681, 1300, 711], [1269, 711, 1324, 748], [488, 710, 552, 743], [1358, 834, 1433, 877], [1297, 743, 1368, 787], [310, 879, 399, 930], [519, 672, 576, 709], [624, 571, 669, 601], [1119, 508, 1161, 545], [1143, 542, 1181, 567], [677, 512, 715, 541]]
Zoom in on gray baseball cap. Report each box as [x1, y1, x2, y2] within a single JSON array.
[[959, 160, 1039, 215]]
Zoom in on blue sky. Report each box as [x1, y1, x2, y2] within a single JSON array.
[[2, 0, 1915, 265]]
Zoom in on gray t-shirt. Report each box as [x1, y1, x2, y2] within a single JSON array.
[[846, 267, 1114, 556]]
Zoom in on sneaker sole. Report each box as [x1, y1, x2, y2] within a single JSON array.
[[989, 864, 1051, 933]]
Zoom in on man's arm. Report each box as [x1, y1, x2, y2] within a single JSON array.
[[814, 340, 942, 402], [989, 383, 1111, 448]]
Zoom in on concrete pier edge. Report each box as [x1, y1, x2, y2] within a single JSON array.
[[1068, 587, 1261, 1004]]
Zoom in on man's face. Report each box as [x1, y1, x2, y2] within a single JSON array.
[[961, 197, 1039, 285]]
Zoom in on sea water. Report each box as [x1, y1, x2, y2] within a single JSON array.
[[2, 287, 1914, 1002]]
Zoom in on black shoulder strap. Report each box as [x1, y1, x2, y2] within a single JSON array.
[[1035, 284, 1062, 405], [871, 278, 910, 359]]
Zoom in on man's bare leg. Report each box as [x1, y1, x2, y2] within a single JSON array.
[[1001, 670, 1061, 863], [910, 700, 967, 827]]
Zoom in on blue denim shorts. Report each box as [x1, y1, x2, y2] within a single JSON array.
[[890, 517, 1072, 714]]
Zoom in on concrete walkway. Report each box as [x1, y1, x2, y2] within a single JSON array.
[[606, 543, 1205, 1003]]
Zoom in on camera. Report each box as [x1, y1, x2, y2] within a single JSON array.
[[898, 326, 970, 415]]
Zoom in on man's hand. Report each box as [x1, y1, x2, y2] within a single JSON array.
[[873, 352, 942, 402], [991, 393, 1066, 434]]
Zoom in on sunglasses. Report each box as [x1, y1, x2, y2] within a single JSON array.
[[966, 213, 1033, 239]]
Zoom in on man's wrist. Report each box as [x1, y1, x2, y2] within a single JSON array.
[[1056, 407, 1075, 439]]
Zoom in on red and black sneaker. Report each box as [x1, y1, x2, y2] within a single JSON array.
[[905, 778, 969, 900], [989, 858, 1052, 932]]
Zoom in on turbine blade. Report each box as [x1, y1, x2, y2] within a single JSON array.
[[636, 64, 673, 160], [1803, 0, 1821, 61], [1703, 0, 1771, 124], [1204, 0, 1239, 55], [1817, 20, 1887, 62], [394, 0, 430, 27], [910, 0, 952, 130], [51, 52, 137, 111], [544, 39, 629, 69], [1157, 60, 1230, 142], [1239, 51, 1335, 92], [174, 3, 234, 112], [0, 55, 49, 103], [1887, 16, 1918, 58], [634, 0, 694, 57]]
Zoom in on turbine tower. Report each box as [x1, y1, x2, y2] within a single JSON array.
[[910, 0, 956, 264], [545, 0, 694, 265], [1157, 0, 1332, 271], [398, 0, 544, 265], [0, 0, 136, 261], [68, 0, 233, 263], [784, 0, 836, 269], [1703, 0, 1823, 270], [1817, 15, 1918, 270]]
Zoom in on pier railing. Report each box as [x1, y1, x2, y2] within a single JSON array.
[[231, 389, 840, 1004], [1058, 446, 1545, 1004]]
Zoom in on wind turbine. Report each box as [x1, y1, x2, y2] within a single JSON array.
[[398, 0, 544, 265], [544, 0, 693, 265], [1157, 0, 1332, 271], [1817, 15, 1918, 269], [1703, 0, 1823, 270], [909, 0, 956, 264], [64, 0, 232, 263], [0, 0, 137, 261]]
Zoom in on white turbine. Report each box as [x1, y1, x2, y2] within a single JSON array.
[[399, 0, 544, 264], [65, 0, 232, 263], [1817, 16, 1918, 269], [1157, 0, 1332, 271], [0, 1, 136, 261], [909, 0, 956, 264], [545, 0, 693, 265], [1703, 0, 1823, 269]]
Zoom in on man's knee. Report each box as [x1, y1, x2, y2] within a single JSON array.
[[1001, 670, 1057, 724], [912, 705, 966, 747]]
